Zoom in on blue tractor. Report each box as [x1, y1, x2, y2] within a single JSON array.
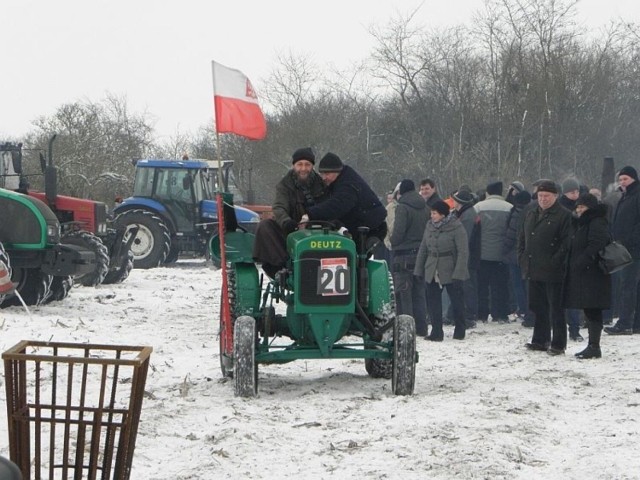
[[113, 159, 260, 269]]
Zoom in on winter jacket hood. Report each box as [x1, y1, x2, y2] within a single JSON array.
[[390, 190, 428, 251]]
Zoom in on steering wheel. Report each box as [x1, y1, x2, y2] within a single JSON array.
[[300, 220, 338, 230]]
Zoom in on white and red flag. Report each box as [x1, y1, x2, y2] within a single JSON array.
[[211, 61, 267, 140]]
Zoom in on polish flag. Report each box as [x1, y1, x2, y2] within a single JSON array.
[[211, 61, 267, 140]]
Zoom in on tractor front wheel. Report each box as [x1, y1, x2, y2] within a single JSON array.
[[392, 314, 416, 396], [115, 209, 171, 269], [1, 267, 52, 307], [234, 315, 258, 397], [44, 276, 73, 303], [63, 231, 110, 287]]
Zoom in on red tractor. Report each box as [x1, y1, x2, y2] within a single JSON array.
[[0, 136, 136, 286]]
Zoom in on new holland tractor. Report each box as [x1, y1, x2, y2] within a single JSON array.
[[213, 200, 418, 397], [0, 137, 136, 286], [0, 188, 96, 306], [113, 159, 260, 268]]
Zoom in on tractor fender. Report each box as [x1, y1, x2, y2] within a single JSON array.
[[200, 199, 260, 224], [114, 198, 178, 234]]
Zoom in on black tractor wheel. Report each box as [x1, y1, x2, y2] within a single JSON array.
[[44, 276, 73, 303], [365, 271, 396, 379], [392, 314, 417, 396], [63, 232, 109, 287], [102, 250, 134, 285], [234, 315, 258, 397], [115, 209, 171, 269], [2, 267, 52, 307]]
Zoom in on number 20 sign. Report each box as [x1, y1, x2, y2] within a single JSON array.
[[317, 257, 350, 296]]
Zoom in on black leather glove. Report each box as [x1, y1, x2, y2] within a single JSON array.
[[282, 219, 298, 234]]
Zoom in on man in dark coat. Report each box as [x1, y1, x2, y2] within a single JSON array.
[[605, 165, 640, 335], [518, 180, 572, 355], [305, 153, 387, 249], [252, 147, 326, 277], [389, 179, 428, 336]]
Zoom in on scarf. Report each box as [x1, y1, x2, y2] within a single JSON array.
[[430, 213, 454, 229]]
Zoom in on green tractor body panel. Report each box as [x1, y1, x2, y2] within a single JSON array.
[[233, 262, 261, 317], [287, 228, 356, 315], [0, 188, 59, 249], [366, 259, 394, 315]]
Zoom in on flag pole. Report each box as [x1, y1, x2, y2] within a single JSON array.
[[212, 77, 232, 360]]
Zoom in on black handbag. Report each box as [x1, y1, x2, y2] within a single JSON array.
[[598, 240, 632, 274]]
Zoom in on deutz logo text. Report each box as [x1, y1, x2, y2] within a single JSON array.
[[310, 240, 342, 249]]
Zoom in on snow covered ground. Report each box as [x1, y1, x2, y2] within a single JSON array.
[[1, 260, 639, 479]]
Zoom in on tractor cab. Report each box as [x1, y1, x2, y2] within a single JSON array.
[[130, 160, 211, 233], [0, 142, 23, 191]]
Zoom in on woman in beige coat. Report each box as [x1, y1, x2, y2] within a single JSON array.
[[414, 200, 470, 340]]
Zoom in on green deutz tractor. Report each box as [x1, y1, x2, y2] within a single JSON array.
[[214, 201, 417, 397]]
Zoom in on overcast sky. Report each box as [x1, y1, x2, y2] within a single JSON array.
[[2, 0, 638, 141]]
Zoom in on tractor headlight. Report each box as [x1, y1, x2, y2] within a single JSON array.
[[46, 222, 61, 244], [97, 222, 108, 234]]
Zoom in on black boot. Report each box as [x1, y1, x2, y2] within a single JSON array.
[[576, 316, 603, 359], [575, 345, 602, 359]]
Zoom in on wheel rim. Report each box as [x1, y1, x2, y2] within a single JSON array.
[[128, 224, 155, 260]]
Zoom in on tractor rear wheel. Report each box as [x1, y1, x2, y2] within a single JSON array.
[[102, 250, 134, 285], [392, 314, 416, 396], [234, 315, 258, 397], [63, 232, 109, 287], [115, 209, 171, 269], [2, 267, 52, 307], [44, 276, 73, 303]]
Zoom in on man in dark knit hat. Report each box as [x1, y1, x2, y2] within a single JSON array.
[[518, 179, 572, 354], [389, 179, 428, 336], [304, 152, 387, 249], [252, 147, 327, 277], [605, 165, 640, 335]]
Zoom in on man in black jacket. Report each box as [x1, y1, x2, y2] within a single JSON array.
[[518, 180, 572, 355], [389, 179, 428, 336], [252, 147, 326, 277], [305, 153, 387, 249], [605, 165, 640, 335]]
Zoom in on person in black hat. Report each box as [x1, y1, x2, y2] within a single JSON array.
[[564, 193, 611, 358], [605, 165, 640, 335], [414, 199, 470, 341], [452, 188, 479, 328], [304, 153, 387, 249], [389, 179, 428, 336], [518, 179, 572, 355], [252, 147, 327, 277]]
